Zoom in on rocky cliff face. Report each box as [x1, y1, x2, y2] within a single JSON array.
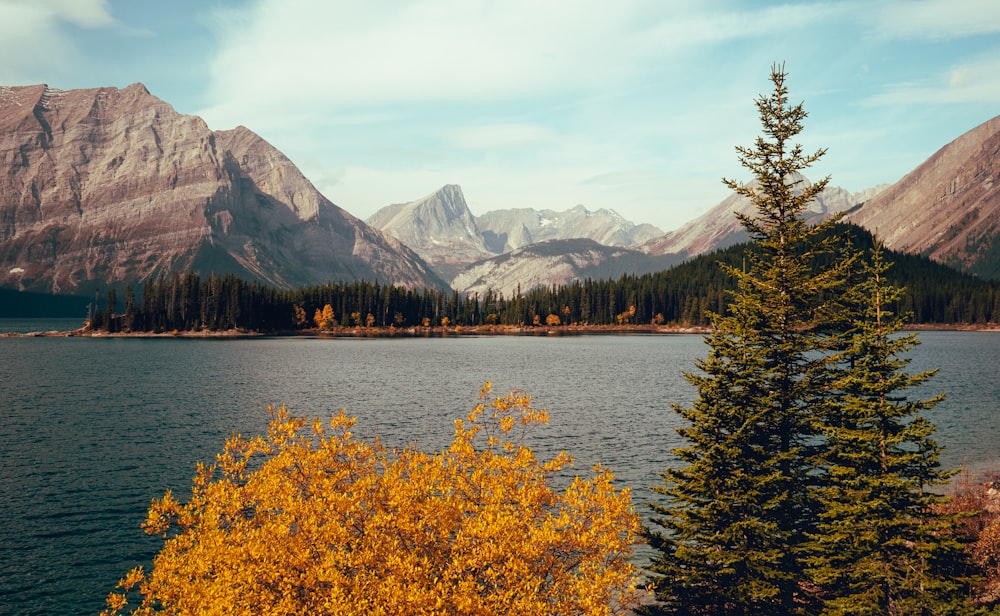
[[0, 83, 444, 294], [846, 115, 1000, 279]]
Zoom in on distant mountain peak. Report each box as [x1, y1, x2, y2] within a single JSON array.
[[366, 186, 665, 282], [644, 175, 887, 257], [366, 184, 489, 280]]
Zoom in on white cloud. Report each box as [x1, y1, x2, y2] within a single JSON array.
[[866, 55, 1000, 105], [200, 0, 848, 129], [871, 0, 1000, 40], [203, 0, 640, 117], [0, 0, 116, 82]]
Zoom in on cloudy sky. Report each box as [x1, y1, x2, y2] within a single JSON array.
[[1, 0, 999, 231]]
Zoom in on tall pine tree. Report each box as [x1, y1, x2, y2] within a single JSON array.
[[645, 62, 847, 616], [806, 240, 976, 614]]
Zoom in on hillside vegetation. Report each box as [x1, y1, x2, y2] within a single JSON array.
[[67, 223, 1000, 334]]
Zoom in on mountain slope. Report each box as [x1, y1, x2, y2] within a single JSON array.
[[476, 205, 663, 252], [846, 114, 1000, 279], [644, 174, 887, 257], [0, 83, 445, 294], [450, 238, 682, 296]]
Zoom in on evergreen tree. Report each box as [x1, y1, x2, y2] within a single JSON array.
[[645, 64, 850, 615], [806, 241, 976, 614]]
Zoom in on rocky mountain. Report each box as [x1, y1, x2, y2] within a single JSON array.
[[450, 238, 682, 296], [643, 175, 888, 257], [0, 83, 445, 295], [365, 185, 493, 280], [476, 205, 663, 252], [366, 184, 664, 281], [846, 114, 1000, 279]]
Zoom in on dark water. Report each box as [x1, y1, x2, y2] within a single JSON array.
[[1, 328, 997, 615], [0, 318, 82, 334]]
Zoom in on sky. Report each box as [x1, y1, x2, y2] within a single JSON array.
[[1, 0, 999, 232]]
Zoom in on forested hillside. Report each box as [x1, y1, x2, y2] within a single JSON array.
[[80, 224, 1000, 333]]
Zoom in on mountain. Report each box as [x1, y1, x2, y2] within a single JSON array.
[[0, 83, 445, 295], [846, 114, 1000, 279], [365, 185, 492, 280], [366, 185, 664, 282], [476, 205, 663, 252], [450, 238, 682, 296], [643, 175, 888, 257]]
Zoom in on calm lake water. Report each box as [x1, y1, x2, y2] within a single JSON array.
[[1, 325, 998, 615]]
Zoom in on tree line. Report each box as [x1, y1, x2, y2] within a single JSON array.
[[87, 224, 1000, 333]]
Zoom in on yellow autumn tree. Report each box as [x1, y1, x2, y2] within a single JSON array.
[[103, 384, 643, 616], [313, 303, 335, 330]]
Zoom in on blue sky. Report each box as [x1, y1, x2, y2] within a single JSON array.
[[1, 0, 999, 231]]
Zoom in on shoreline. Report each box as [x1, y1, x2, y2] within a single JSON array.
[[2, 324, 711, 338], [4, 322, 1000, 338]]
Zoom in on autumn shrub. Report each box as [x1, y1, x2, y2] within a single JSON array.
[[103, 384, 642, 615], [941, 470, 1000, 606]]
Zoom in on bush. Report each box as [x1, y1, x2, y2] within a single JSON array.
[[103, 384, 642, 615]]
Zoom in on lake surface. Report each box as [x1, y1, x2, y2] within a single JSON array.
[[1, 327, 998, 615]]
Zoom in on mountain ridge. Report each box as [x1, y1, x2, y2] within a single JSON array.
[[846, 114, 1000, 279], [0, 83, 446, 294]]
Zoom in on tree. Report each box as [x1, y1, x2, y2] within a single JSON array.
[[645, 64, 979, 615], [805, 241, 976, 613], [103, 384, 642, 616], [313, 303, 335, 330], [122, 286, 138, 332], [645, 64, 851, 614], [292, 304, 307, 328]]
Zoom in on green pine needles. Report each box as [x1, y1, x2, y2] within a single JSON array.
[[645, 64, 979, 615]]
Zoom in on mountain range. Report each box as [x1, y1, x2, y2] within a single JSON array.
[[361, 177, 890, 295], [365, 184, 663, 282], [1, 82, 998, 301]]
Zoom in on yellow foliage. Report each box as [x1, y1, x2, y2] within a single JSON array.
[[103, 384, 642, 615], [292, 304, 307, 328], [313, 304, 335, 329]]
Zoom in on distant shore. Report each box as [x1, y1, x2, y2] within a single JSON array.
[[2, 323, 709, 338], [5, 322, 1000, 338]]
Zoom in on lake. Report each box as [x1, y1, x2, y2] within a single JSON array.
[[1, 326, 998, 615]]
